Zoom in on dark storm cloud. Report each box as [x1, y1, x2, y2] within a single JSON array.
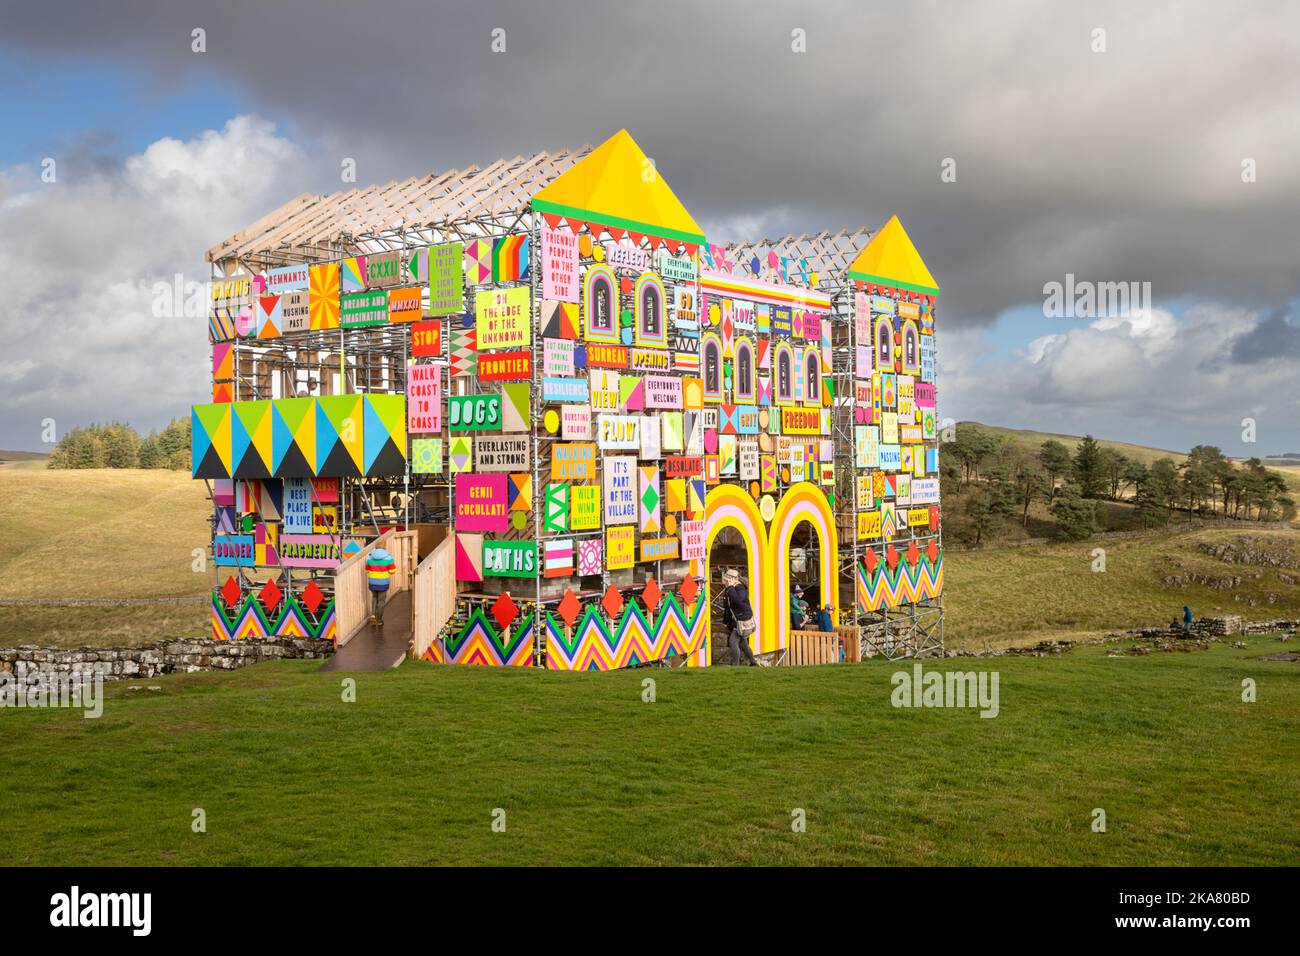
[[1229, 308, 1300, 364], [4, 0, 1300, 326]]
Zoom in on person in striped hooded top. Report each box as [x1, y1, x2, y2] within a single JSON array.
[[366, 547, 396, 625]]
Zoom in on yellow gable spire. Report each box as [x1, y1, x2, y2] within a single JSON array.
[[532, 129, 706, 246], [847, 215, 940, 296]]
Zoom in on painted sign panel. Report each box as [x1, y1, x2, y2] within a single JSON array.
[[475, 286, 531, 349], [570, 485, 601, 530], [411, 319, 443, 358], [278, 534, 343, 568], [587, 343, 629, 369], [428, 242, 464, 316], [605, 243, 649, 270], [265, 264, 310, 294], [449, 394, 501, 432], [543, 338, 576, 377], [543, 376, 588, 403], [366, 251, 402, 289], [551, 443, 596, 480], [598, 414, 640, 450], [643, 375, 682, 409], [283, 477, 313, 533], [214, 534, 254, 567], [640, 537, 679, 562], [542, 225, 579, 303], [455, 474, 509, 532], [388, 286, 422, 323], [781, 406, 821, 435], [607, 526, 636, 570], [407, 364, 442, 434], [589, 369, 621, 411], [473, 435, 530, 471], [483, 540, 537, 578], [341, 290, 388, 328], [477, 351, 532, 381], [561, 405, 592, 440], [681, 519, 705, 561], [603, 456, 638, 525], [658, 251, 696, 282]]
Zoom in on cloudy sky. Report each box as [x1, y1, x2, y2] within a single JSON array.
[[2, 0, 1298, 455]]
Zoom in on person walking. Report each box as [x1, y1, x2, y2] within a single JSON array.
[[1183, 604, 1194, 633], [366, 546, 397, 625], [720, 568, 758, 666]]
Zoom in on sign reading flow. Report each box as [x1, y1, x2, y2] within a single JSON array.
[[449, 394, 501, 431]]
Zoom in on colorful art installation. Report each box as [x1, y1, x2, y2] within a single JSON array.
[[196, 127, 942, 664]]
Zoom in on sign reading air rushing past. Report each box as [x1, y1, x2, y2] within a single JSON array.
[[449, 394, 501, 431]]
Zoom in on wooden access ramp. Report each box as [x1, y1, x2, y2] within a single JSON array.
[[319, 590, 413, 672]]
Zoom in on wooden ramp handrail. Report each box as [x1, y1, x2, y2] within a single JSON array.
[[335, 529, 417, 648], [410, 532, 456, 660]]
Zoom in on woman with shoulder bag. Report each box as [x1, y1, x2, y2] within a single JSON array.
[[721, 567, 758, 666]]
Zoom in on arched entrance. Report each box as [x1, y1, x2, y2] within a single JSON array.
[[768, 483, 838, 650], [704, 484, 766, 663]]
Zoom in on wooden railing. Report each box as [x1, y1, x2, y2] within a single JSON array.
[[334, 529, 417, 647], [410, 533, 456, 660], [783, 630, 840, 666]]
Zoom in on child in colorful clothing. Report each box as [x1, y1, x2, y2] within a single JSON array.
[[366, 547, 397, 624]]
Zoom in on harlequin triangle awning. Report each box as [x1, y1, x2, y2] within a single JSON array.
[[531, 129, 706, 246], [846, 215, 940, 296]]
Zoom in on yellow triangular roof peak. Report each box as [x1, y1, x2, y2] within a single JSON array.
[[532, 129, 706, 246], [847, 215, 940, 296]]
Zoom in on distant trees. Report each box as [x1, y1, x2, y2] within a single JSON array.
[[1037, 440, 1071, 501], [47, 418, 190, 470], [1071, 435, 1108, 499]]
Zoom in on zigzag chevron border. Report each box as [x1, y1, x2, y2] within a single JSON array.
[[432, 607, 534, 666], [543, 593, 708, 671], [855, 552, 944, 613], [210, 592, 337, 642]]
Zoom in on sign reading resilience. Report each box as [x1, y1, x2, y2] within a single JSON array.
[[449, 394, 501, 432]]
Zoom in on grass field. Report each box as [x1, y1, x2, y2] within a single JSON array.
[[944, 529, 1300, 649], [2, 632, 1296, 866], [0, 468, 210, 645]]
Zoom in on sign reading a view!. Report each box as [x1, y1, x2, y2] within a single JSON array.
[[476, 350, 532, 381], [475, 286, 531, 349], [411, 319, 442, 358], [474, 435, 529, 472], [586, 343, 629, 369], [455, 473, 509, 532], [278, 534, 343, 568], [598, 414, 640, 450], [449, 393, 501, 432], [551, 443, 596, 480], [780, 406, 821, 435], [341, 290, 388, 328], [665, 455, 703, 478], [483, 539, 537, 578]]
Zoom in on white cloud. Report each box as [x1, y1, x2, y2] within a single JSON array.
[[0, 116, 314, 449]]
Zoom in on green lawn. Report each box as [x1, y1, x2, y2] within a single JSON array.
[[3, 632, 1296, 866]]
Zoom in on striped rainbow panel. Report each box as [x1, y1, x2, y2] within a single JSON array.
[[543, 593, 708, 671], [855, 552, 944, 614], [210, 593, 338, 643]]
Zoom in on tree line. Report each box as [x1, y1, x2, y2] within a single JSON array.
[[46, 418, 191, 470], [944, 425, 1295, 545]]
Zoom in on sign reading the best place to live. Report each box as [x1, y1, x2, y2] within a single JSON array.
[[475, 286, 531, 349]]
